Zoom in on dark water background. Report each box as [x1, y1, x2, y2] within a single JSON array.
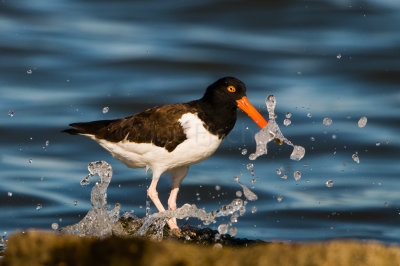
[[1, 0, 399, 243]]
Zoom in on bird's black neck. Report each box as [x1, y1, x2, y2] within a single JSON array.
[[193, 97, 237, 139]]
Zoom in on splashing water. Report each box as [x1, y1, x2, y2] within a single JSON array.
[[323, 117, 332, 126], [276, 195, 283, 202], [352, 153, 360, 164], [218, 224, 228, 234], [234, 178, 258, 201], [325, 180, 334, 188], [249, 95, 305, 161], [102, 106, 109, 114], [135, 198, 245, 240], [61, 161, 120, 238], [62, 161, 250, 240], [293, 171, 302, 181], [51, 223, 59, 230], [358, 116, 367, 128]]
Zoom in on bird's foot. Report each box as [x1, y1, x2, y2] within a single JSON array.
[[170, 228, 182, 238]]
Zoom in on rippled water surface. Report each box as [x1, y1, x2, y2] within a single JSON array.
[[1, 0, 399, 243]]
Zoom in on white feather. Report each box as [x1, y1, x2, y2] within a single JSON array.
[[88, 113, 222, 175]]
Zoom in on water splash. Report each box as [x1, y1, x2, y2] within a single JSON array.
[[358, 116, 367, 128], [61, 161, 120, 238], [235, 178, 258, 201], [323, 117, 332, 126], [134, 199, 244, 240], [352, 153, 360, 164], [249, 95, 305, 161], [62, 161, 249, 240], [325, 180, 334, 187], [293, 171, 302, 181]]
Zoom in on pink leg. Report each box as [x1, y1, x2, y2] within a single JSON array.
[[167, 187, 180, 228], [147, 170, 179, 230], [166, 166, 189, 230]]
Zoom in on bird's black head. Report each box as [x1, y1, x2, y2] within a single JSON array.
[[201, 76, 268, 129], [202, 77, 247, 105]]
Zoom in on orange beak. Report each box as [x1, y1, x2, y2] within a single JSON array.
[[236, 96, 268, 129]]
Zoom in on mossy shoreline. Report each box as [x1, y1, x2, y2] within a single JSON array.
[[1, 230, 400, 266]]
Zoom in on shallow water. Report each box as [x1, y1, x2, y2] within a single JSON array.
[[1, 0, 400, 244]]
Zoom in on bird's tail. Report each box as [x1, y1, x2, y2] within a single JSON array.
[[62, 120, 115, 135]]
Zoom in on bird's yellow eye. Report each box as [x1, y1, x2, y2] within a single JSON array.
[[227, 85, 236, 93]]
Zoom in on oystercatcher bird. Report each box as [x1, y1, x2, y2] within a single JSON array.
[[63, 77, 267, 233]]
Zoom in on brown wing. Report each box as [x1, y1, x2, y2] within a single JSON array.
[[63, 102, 199, 152]]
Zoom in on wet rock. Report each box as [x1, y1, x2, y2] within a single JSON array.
[[2, 231, 400, 266]]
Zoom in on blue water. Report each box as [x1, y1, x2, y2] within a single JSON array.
[[1, 0, 399, 243]]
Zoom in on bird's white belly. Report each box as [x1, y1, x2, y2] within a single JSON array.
[[92, 113, 222, 172]]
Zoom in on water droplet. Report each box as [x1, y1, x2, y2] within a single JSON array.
[[294, 171, 301, 181], [241, 148, 247, 155], [146, 200, 151, 216], [230, 213, 239, 223], [7, 192, 12, 197], [352, 153, 360, 164], [213, 243, 223, 249], [239, 183, 258, 201], [283, 119, 291, 126], [276, 168, 281, 175], [277, 195, 283, 202], [45, 140, 50, 147], [73, 200, 78, 206], [36, 203, 42, 211], [80, 174, 91, 186], [307, 113, 312, 118], [28, 159, 32, 164], [266, 95, 276, 111], [236, 190, 243, 197], [51, 223, 59, 230], [323, 117, 332, 126], [280, 174, 288, 180], [229, 227, 238, 237], [7, 110, 14, 117], [290, 145, 305, 161], [26, 69, 32, 74], [246, 163, 254, 170], [336, 53, 342, 59], [285, 112, 292, 118], [215, 185, 221, 191], [310, 136, 315, 141], [102, 107, 109, 114], [376, 142, 381, 146], [358, 116, 367, 128], [251, 206, 257, 213], [325, 180, 334, 188], [218, 224, 228, 234], [332, 134, 337, 139], [239, 206, 246, 216]]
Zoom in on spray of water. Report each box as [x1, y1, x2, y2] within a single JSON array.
[[249, 95, 305, 161]]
